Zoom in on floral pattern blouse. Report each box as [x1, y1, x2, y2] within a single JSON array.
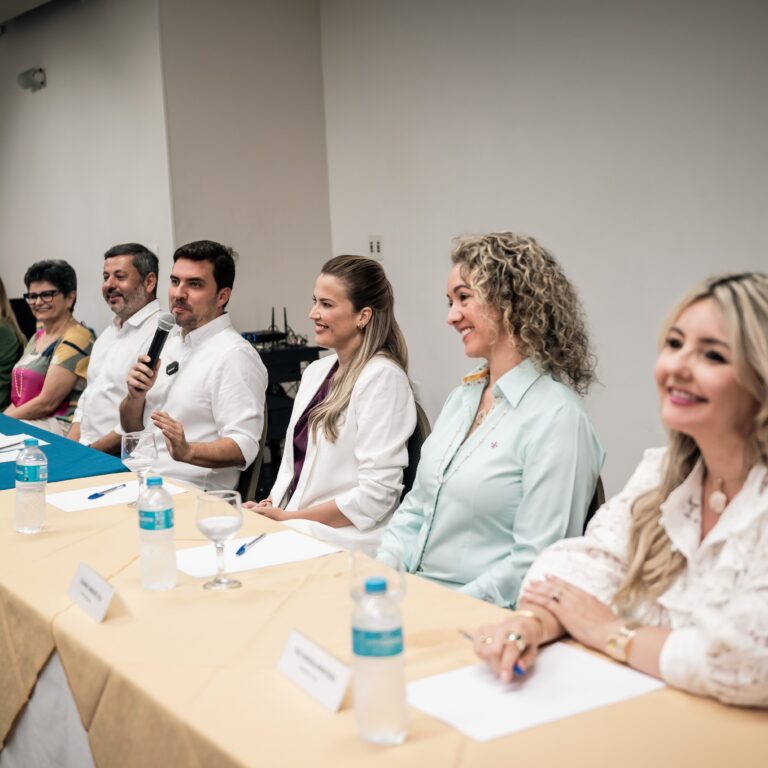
[[524, 447, 768, 707]]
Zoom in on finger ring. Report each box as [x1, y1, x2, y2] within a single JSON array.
[[479, 634, 494, 645], [551, 589, 563, 602], [504, 632, 526, 653]]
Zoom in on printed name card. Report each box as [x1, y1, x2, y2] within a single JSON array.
[[68, 563, 116, 622], [277, 630, 351, 712]]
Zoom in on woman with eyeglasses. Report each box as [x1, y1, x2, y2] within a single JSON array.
[[0, 276, 25, 410], [4, 261, 94, 436]]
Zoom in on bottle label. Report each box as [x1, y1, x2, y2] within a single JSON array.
[[139, 508, 174, 530], [352, 627, 404, 657], [15, 464, 48, 483]]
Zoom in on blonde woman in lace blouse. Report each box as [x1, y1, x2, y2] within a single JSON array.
[[474, 272, 768, 707]]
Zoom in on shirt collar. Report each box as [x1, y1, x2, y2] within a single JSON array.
[[111, 298, 161, 330], [461, 358, 542, 409], [180, 312, 232, 347], [661, 458, 768, 555]]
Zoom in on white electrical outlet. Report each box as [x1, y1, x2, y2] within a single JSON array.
[[367, 235, 383, 260]]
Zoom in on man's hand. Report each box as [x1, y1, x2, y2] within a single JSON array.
[[150, 410, 192, 463], [127, 355, 159, 398]]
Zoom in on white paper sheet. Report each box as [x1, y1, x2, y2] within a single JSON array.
[[46, 480, 188, 511], [0, 432, 51, 462], [176, 530, 340, 577], [407, 641, 665, 741]]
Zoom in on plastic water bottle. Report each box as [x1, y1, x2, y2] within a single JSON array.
[[15, 438, 48, 534], [138, 476, 176, 590], [352, 576, 408, 745]]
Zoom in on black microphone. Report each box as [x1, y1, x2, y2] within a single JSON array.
[[145, 313, 176, 369]]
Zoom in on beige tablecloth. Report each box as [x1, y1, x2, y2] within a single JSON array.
[[1, 474, 766, 767]]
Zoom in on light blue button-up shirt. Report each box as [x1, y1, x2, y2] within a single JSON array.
[[377, 358, 605, 608]]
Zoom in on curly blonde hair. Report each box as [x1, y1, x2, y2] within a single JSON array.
[[614, 272, 768, 611], [451, 232, 595, 394]]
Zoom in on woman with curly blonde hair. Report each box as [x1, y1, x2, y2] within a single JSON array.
[[474, 272, 768, 707], [378, 232, 604, 607]]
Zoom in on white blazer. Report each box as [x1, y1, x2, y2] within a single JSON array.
[[270, 353, 416, 555]]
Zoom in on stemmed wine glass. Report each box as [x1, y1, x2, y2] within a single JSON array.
[[121, 430, 158, 508], [196, 490, 243, 590]]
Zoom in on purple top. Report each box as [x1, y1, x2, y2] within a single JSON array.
[[286, 361, 339, 503]]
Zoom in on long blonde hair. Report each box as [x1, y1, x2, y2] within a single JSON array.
[[451, 232, 596, 394], [309, 256, 409, 442], [614, 272, 768, 610], [0, 277, 25, 346]]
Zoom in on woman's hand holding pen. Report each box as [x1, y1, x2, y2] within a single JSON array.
[[473, 612, 545, 683]]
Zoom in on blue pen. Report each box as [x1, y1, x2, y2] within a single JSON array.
[[88, 483, 127, 500], [236, 532, 266, 556], [459, 629, 526, 677]]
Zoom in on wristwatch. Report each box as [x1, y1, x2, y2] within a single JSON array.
[[605, 621, 642, 663]]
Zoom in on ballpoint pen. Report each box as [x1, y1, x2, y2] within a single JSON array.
[[236, 532, 267, 556], [458, 629, 526, 677], [88, 483, 127, 500]]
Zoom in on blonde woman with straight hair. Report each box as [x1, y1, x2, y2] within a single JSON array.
[[474, 272, 768, 707], [0, 276, 26, 410], [246, 255, 416, 554]]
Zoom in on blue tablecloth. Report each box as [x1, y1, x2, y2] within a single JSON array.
[[0, 414, 127, 490]]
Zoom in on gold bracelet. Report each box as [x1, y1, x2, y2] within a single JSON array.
[[510, 609, 545, 633]]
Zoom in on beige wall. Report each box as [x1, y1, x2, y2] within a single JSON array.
[[3, 0, 767, 492], [0, 0, 174, 333], [157, 0, 332, 337], [320, 0, 768, 492]]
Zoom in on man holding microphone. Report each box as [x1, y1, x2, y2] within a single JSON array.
[[120, 240, 267, 491]]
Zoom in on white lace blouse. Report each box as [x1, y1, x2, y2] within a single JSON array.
[[524, 448, 768, 707]]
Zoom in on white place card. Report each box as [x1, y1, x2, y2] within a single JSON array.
[[67, 563, 116, 622], [277, 630, 351, 712]]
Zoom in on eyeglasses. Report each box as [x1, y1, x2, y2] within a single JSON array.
[[23, 290, 61, 303]]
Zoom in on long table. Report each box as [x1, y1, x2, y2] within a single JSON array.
[[0, 472, 766, 767], [0, 414, 126, 489]]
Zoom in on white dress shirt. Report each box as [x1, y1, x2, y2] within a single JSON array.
[[73, 299, 161, 445], [141, 313, 267, 491], [270, 353, 416, 555], [524, 447, 768, 707]]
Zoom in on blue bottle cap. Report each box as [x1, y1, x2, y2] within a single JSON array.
[[146, 476, 163, 487], [23, 438, 38, 446], [364, 577, 387, 594]]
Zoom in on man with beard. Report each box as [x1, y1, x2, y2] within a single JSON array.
[[69, 243, 160, 453], [121, 240, 266, 491]]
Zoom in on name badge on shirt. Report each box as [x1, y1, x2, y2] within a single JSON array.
[[166, 361, 179, 375]]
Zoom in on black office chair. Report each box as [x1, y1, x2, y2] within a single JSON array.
[[583, 476, 605, 533], [237, 411, 269, 503], [401, 402, 431, 501]]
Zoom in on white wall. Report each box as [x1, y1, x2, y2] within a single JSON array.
[[157, 0, 332, 337], [320, 0, 768, 492], [0, 0, 174, 332]]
